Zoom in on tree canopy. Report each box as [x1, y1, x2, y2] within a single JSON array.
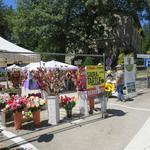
[[1, 0, 150, 57]]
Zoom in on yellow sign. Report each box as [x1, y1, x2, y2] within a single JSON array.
[[86, 65, 104, 89]]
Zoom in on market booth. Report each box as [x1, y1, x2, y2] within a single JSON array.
[[0, 60, 110, 129], [0, 36, 40, 65]]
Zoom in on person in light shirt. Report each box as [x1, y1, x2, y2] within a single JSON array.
[[115, 65, 125, 102]]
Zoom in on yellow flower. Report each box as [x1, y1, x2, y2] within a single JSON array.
[[104, 83, 114, 92]]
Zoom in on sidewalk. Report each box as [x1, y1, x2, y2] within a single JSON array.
[[1, 88, 150, 150]]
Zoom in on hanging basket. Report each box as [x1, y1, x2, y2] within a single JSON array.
[[13, 112, 22, 130], [32, 110, 40, 128]]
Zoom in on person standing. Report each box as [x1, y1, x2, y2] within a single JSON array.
[[115, 64, 125, 102]]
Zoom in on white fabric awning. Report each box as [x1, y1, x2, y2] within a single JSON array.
[[7, 64, 21, 71], [45, 60, 78, 70], [22, 61, 45, 71], [0, 36, 40, 64]]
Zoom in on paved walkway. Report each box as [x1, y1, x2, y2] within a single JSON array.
[[1, 88, 150, 150]]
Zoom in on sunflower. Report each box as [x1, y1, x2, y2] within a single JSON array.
[[104, 83, 114, 92], [104, 83, 115, 98]]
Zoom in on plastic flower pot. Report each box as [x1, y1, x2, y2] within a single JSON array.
[[13, 112, 22, 130], [32, 110, 40, 128]]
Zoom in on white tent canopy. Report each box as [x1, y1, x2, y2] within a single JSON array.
[[22, 61, 45, 71], [7, 64, 21, 71], [0, 36, 40, 65], [45, 60, 78, 70]]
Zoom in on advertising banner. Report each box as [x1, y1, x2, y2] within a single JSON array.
[[85, 65, 105, 97], [124, 56, 136, 98]]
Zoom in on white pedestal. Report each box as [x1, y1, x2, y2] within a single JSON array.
[[41, 90, 48, 110], [101, 96, 107, 113], [78, 91, 89, 116], [47, 96, 60, 125], [0, 111, 6, 127]]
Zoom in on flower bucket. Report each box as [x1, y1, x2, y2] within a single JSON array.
[[32, 110, 40, 128], [13, 112, 22, 130], [66, 110, 72, 118]]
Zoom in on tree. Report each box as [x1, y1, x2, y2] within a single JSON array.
[[0, 0, 14, 40], [11, 0, 150, 58], [142, 23, 150, 53]]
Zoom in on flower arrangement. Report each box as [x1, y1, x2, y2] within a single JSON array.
[[0, 93, 10, 110], [22, 110, 32, 122], [104, 83, 114, 98], [26, 96, 47, 112], [76, 67, 86, 91], [32, 68, 66, 95], [8, 70, 25, 88], [4, 95, 27, 113], [1, 88, 18, 95], [60, 95, 76, 111]]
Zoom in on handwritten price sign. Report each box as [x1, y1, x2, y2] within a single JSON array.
[[86, 65, 105, 97], [86, 65, 104, 89]]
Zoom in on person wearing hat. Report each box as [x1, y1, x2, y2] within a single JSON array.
[[115, 64, 125, 102]]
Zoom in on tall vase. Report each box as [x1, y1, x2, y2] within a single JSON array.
[[89, 98, 95, 114], [78, 91, 89, 116], [66, 110, 72, 118], [47, 96, 60, 125], [32, 110, 40, 128], [13, 112, 22, 130]]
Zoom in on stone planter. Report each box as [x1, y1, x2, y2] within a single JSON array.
[[47, 96, 60, 125], [78, 91, 89, 116]]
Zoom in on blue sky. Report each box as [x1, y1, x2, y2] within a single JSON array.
[[3, 0, 16, 9]]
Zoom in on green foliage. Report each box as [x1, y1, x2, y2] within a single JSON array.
[[117, 52, 125, 65], [64, 101, 76, 111], [142, 24, 150, 53], [0, 0, 148, 61], [0, 0, 14, 40], [83, 57, 94, 66]]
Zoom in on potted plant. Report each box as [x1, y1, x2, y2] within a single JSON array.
[[26, 96, 47, 127], [60, 95, 76, 118], [4, 95, 27, 129]]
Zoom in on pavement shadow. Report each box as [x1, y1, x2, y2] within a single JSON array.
[[8, 133, 54, 149], [125, 98, 134, 102], [107, 109, 126, 117], [37, 133, 54, 143], [22, 120, 50, 131]]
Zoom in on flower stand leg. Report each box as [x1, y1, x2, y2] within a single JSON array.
[[78, 91, 89, 116], [13, 112, 22, 130], [47, 96, 60, 125], [32, 110, 40, 128]]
